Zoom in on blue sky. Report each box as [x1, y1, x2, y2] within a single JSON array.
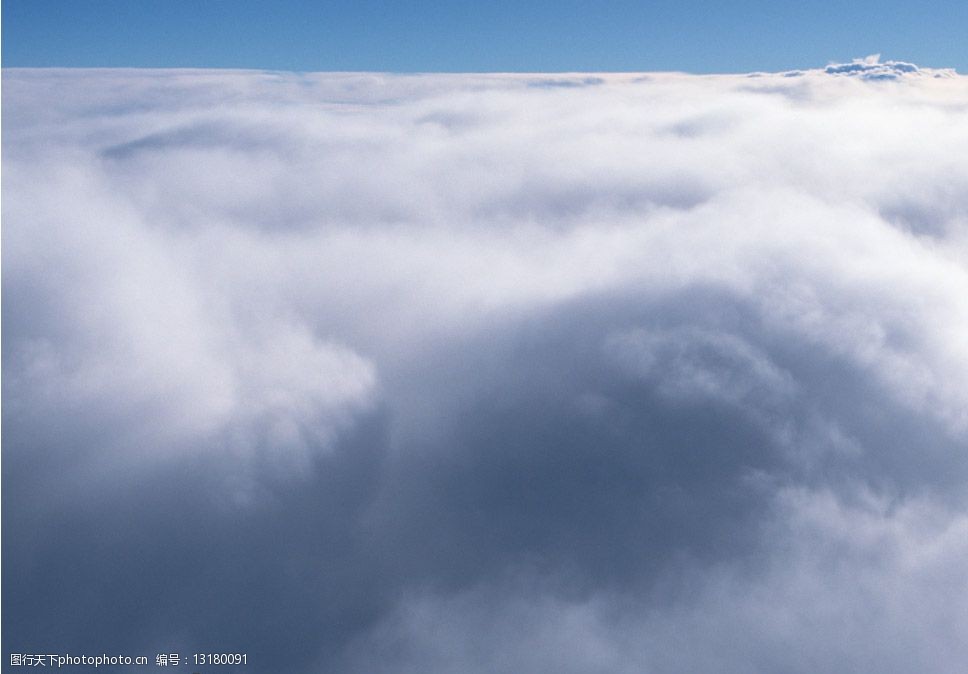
[[3, 0, 967, 72]]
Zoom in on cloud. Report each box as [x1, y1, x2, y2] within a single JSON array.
[[340, 488, 968, 674], [3, 65, 968, 673], [823, 55, 957, 80]]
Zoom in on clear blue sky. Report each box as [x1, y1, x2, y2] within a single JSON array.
[[2, 0, 967, 73]]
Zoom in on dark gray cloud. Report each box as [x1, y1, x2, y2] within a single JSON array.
[[3, 67, 968, 673]]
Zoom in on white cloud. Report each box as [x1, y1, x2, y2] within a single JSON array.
[[3, 152, 376, 477], [4, 65, 968, 671], [823, 54, 957, 80]]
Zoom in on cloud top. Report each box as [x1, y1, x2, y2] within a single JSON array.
[[3, 66, 968, 673]]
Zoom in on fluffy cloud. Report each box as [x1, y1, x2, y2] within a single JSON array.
[[822, 54, 957, 80], [3, 64, 968, 672]]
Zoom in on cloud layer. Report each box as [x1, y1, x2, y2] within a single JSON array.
[[4, 65, 968, 673]]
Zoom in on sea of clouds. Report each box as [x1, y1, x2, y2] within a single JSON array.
[[3, 60, 968, 672]]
